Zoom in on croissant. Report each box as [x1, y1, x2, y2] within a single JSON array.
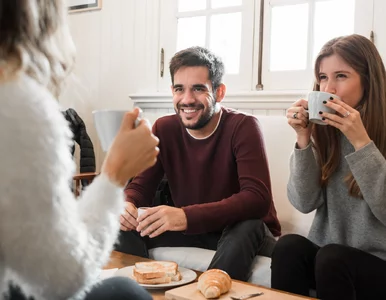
[[197, 269, 232, 299]]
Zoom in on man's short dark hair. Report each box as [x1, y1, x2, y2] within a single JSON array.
[[169, 46, 225, 92]]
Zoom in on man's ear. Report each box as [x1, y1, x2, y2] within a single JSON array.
[[215, 83, 226, 103]]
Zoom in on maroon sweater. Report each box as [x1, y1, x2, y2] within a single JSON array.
[[125, 107, 281, 236]]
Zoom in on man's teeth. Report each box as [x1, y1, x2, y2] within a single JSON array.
[[184, 109, 197, 113]]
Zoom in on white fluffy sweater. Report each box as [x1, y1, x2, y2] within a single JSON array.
[[0, 75, 124, 299]]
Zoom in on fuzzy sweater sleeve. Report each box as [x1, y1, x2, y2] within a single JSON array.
[[0, 77, 124, 300]]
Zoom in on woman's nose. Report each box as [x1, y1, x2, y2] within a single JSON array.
[[323, 80, 336, 94]]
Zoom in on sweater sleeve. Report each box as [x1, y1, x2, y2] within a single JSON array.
[[182, 116, 273, 233], [287, 142, 325, 213], [346, 141, 386, 225], [0, 80, 124, 299]]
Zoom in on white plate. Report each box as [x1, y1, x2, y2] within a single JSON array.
[[114, 265, 197, 289]]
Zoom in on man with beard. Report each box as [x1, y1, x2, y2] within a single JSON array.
[[117, 46, 281, 281]]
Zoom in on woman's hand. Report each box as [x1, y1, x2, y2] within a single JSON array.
[[102, 108, 159, 186], [286, 99, 311, 148], [321, 97, 371, 150]]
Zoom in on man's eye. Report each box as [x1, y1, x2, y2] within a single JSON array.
[[174, 88, 183, 92]]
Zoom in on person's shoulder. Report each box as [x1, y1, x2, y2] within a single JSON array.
[[222, 106, 258, 127], [153, 113, 180, 130], [0, 74, 70, 139], [0, 74, 58, 115]]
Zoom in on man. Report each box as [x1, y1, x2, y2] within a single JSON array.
[[117, 46, 281, 281]]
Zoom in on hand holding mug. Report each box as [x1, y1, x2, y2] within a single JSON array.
[[320, 97, 371, 150], [101, 108, 160, 186], [120, 202, 138, 231], [287, 99, 311, 148], [136, 205, 188, 238]]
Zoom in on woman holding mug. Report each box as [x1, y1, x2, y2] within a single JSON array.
[[271, 34, 386, 299], [0, 0, 158, 299]]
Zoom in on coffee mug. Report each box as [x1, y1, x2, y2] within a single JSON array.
[[307, 91, 340, 125], [93, 110, 142, 151], [137, 207, 149, 218], [137, 207, 150, 231]]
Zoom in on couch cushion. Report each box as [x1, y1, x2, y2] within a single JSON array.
[[256, 116, 315, 236], [149, 247, 272, 287]]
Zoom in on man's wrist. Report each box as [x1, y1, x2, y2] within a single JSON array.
[[178, 208, 188, 231]]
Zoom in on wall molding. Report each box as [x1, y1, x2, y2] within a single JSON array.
[[130, 90, 306, 110]]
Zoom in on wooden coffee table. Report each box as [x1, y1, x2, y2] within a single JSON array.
[[104, 251, 317, 300]]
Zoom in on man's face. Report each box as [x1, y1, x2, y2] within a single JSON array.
[[171, 66, 217, 130]]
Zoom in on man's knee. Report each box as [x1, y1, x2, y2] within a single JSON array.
[[114, 230, 148, 257], [224, 219, 265, 241]]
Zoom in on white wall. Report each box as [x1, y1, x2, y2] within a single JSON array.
[[374, 0, 386, 62], [60, 0, 135, 170], [60, 0, 386, 171]]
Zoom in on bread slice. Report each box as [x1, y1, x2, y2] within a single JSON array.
[[133, 261, 181, 284], [171, 271, 182, 281], [135, 261, 177, 272], [134, 274, 172, 284]]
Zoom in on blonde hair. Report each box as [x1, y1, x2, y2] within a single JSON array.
[[312, 34, 386, 198], [0, 0, 75, 97]]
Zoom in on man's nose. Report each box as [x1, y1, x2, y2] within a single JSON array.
[[181, 89, 195, 104]]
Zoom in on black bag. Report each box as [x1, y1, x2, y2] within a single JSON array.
[[127, 176, 174, 207], [153, 177, 174, 207]]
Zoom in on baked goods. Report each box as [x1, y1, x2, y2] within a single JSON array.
[[132, 261, 181, 284], [197, 269, 232, 299]]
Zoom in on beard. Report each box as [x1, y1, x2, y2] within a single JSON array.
[[176, 100, 216, 130]]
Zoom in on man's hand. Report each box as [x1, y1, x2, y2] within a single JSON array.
[[120, 202, 138, 231], [136, 206, 187, 238]]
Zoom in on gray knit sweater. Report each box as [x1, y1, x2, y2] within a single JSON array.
[[288, 134, 386, 261]]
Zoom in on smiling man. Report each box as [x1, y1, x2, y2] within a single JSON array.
[[117, 47, 281, 281]]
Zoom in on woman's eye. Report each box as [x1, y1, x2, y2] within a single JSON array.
[[319, 75, 327, 81], [337, 73, 347, 78]]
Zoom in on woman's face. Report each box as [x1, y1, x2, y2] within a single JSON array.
[[318, 54, 364, 108]]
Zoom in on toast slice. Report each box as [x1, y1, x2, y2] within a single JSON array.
[[135, 275, 172, 284], [171, 271, 182, 281], [133, 261, 181, 284]]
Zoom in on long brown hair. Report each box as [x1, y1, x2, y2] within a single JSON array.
[[0, 0, 75, 97], [312, 34, 386, 198]]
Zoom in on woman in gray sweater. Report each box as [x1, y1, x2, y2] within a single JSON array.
[[271, 34, 386, 300]]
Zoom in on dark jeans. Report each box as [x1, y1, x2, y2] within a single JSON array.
[[6, 277, 152, 300], [271, 234, 386, 300], [115, 219, 276, 281]]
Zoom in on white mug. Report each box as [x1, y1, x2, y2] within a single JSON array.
[[93, 110, 141, 151], [308, 91, 340, 125], [137, 207, 149, 218]]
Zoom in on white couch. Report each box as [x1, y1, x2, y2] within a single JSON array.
[[147, 115, 315, 288]]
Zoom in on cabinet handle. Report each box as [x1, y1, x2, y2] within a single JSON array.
[[370, 31, 374, 43], [160, 48, 165, 78]]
